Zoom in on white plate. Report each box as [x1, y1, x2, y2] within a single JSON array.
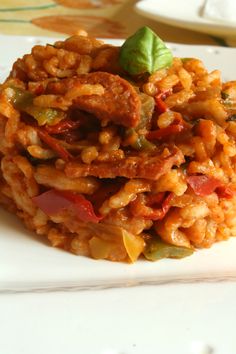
[[135, 0, 236, 39], [1, 35, 236, 293], [1, 282, 236, 354]]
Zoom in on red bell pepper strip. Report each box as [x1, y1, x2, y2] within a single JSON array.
[[59, 190, 103, 223], [215, 186, 235, 199], [154, 90, 172, 114], [161, 192, 174, 215], [38, 129, 72, 161], [147, 192, 173, 220], [147, 111, 185, 140], [187, 175, 222, 196], [32, 189, 102, 223], [186, 175, 234, 199], [45, 119, 81, 134], [130, 192, 173, 221], [32, 189, 72, 215], [147, 124, 184, 140], [155, 96, 168, 114]]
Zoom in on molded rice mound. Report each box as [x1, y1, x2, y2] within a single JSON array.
[[0, 31, 236, 262]]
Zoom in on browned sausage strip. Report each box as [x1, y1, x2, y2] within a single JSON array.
[[46, 72, 141, 128], [65, 147, 184, 180]]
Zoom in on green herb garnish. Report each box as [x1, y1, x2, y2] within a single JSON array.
[[119, 26, 173, 76]]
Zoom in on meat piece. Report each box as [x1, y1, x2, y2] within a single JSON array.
[[46, 72, 141, 128], [65, 147, 184, 180]]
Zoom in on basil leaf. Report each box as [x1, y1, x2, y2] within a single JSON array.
[[119, 26, 173, 75]]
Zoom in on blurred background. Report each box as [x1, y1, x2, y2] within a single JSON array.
[[0, 0, 234, 46]]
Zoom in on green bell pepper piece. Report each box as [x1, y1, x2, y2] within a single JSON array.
[[144, 237, 194, 261]]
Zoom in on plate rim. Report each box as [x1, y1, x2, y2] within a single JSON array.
[[135, 0, 236, 37]]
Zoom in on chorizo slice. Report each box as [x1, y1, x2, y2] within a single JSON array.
[[46, 72, 141, 128], [65, 147, 184, 181]]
